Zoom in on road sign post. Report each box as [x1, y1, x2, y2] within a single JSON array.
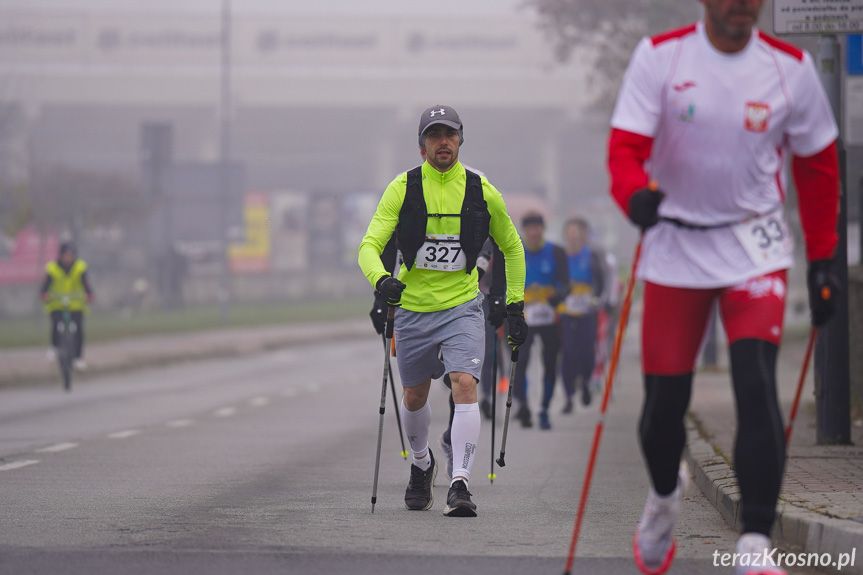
[[774, 1, 858, 445]]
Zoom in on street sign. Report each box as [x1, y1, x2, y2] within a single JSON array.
[[774, 0, 863, 35], [849, 34, 863, 73]]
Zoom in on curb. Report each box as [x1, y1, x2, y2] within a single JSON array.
[[684, 418, 863, 575], [0, 321, 371, 388]]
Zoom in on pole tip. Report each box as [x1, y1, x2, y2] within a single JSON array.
[[488, 473, 497, 482], [496, 457, 506, 467], [401, 450, 409, 459]]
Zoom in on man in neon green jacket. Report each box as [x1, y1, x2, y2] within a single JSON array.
[[359, 105, 527, 517]]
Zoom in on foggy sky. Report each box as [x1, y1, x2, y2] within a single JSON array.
[[0, 0, 526, 15]]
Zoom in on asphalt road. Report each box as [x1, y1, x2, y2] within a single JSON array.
[[0, 338, 827, 575]]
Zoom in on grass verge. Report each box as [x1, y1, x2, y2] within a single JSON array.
[[0, 297, 368, 349]]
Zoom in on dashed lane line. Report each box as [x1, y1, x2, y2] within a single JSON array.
[[35, 442, 79, 453], [108, 430, 141, 439], [0, 460, 40, 471], [214, 407, 237, 417], [166, 419, 195, 428]]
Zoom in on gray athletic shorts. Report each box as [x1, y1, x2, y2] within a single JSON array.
[[394, 294, 485, 388]]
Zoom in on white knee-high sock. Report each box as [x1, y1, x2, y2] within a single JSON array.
[[451, 402, 480, 486], [401, 398, 432, 470]]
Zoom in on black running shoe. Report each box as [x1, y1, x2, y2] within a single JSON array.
[[538, 410, 551, 430], [443, 480, 477, 517], [562, 398, 574, 414], [516, 404, 533, 428], [404, 449, 437, 510], [581, 381, 593, 407]]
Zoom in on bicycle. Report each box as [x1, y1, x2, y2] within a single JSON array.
[[49, 294, 82, 392]]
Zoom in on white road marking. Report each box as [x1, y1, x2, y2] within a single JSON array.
[[36, 442, 79, 453], [108, 430, 140, 439], [249, 397, 269, 407], [166, 419, 195, 428], [214, 407, 236, 417], [0, 460, 40, 471]]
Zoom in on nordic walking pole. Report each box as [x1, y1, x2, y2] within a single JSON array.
[[496, 347, 520, 468], [785, 326, 818, 446], [371, 306, 396, 513], [563, 238, 643, 575], [382, 333, 408, 459], [488, 328, 500, 483]]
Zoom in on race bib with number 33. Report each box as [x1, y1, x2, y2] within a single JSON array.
[[731, 208, 793, 266], [419, 234, 466, 271]]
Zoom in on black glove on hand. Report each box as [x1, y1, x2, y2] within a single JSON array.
[[369, 293, 386, 335], [807, 259, 839, 327], [506, 301, 528, 350], [627, 187, 665, 230], [487, 295, 506, 328], [375, 276, 406, 307]]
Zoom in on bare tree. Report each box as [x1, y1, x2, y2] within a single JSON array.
[[30, 164, 148, 242], [524, 0, 700, 109]]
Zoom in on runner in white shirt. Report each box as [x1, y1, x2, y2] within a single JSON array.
[[607, 1, 840, 574]]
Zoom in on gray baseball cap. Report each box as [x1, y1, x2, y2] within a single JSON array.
[[418, 105, 464, 147]]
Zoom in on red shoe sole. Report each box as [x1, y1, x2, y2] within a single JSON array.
[[633, 530, 677, 575]]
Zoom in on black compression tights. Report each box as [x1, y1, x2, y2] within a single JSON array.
[[730, 339, 785, 536], [639, 339, 784, 536], [639, 373, 692, 496]]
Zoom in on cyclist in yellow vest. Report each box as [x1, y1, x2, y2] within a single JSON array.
[[39, 242, 93, 370]]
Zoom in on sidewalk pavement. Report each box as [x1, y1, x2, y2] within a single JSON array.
[[0, 319, 370, 387], [686, 334, 863, 574]]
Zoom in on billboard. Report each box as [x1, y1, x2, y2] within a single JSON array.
[[228, 191, 270, 275], [0, 226, 59, 285]]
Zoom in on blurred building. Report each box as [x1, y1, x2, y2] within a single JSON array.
[[0, 3, 629, 313], [1, 6, 604, 200]]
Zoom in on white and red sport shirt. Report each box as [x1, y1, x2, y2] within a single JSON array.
[[609, 21, 839, 288]]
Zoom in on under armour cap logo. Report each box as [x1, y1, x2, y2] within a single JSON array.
[[430, 108, 446, 117]]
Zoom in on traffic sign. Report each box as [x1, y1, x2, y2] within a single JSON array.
[[849, 34, 863, 74], [774, 0, 863, 35]]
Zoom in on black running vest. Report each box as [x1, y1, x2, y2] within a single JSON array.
[[394, 166, 490, 274]]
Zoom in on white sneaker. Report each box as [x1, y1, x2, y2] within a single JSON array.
[[73, 359, 87, 371], [633, 463, 690, 574], [735, 533, 786, 575], [46, 348, 57, 361]]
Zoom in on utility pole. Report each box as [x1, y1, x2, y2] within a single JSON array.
[[772, 1, 859, 445], [219, 0, 232, 321], [813, 35, 852, 445]]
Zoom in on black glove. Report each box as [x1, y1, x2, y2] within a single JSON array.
[[807, 259, 839, 327], [487, 295, 506, 328], [627, 187, 665, 230], [506, 301, 528, 350], [369, 293, 386, 335], [375, 276, 406, 307]]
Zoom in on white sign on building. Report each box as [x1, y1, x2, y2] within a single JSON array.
[[774, 0, 863, 35]]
